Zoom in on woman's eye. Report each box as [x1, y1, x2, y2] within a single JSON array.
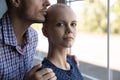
[[56, 23, 64, 27], [71, 23, 77, 27]]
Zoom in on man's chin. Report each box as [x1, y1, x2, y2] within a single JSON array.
[[35, 19, 45, 23]]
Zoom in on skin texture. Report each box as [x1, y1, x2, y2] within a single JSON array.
[[42, 4, 77, 70], [7, 0, 56, 80]]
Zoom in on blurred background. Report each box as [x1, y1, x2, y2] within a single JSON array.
[[0, 0, 120, 80]]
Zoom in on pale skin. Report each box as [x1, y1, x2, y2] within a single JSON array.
[[7, 0, 56, 80], [42, 4, 78, 71]]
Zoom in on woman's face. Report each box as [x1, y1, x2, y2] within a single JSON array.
[[45, 7, 77, 48]]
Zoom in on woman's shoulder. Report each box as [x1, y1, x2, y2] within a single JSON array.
[[67, 55, 76, 65]]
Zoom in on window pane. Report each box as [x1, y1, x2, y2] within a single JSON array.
[[68, 0, 108, 80], [110, 0, 120, 80], [0, 0, 7, 18]]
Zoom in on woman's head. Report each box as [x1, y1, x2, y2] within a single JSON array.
[[42, 4, 77, 48]]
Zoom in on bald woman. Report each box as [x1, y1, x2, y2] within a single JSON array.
[[39, 4, 83, 80]]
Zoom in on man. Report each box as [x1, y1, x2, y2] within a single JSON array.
[[0, 0, 56, 80]]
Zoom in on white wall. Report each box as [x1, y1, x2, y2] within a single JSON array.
[[0, 0, 7, 18]]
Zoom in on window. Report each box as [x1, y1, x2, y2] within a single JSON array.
[[0, 0, 7, 18], [66, 0, 108, 80], [32, 0, 120, 80], [110, 0, 120, 80]]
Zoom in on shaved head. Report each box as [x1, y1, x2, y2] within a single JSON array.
[[42, 3, 77, 48], [44, 3, 76, 25], [47, 3, 71, 12]]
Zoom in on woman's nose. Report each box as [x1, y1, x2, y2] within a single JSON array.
[[66, 26, 72, 34]]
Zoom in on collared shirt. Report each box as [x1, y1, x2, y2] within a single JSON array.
[[0, 13, 38, 80]]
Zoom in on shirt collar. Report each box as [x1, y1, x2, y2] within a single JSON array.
[[1, 13, 31, 47]]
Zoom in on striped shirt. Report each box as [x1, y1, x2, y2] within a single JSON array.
[[0, 13, 38, 80]]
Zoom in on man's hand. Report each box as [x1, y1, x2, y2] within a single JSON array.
[[26, 64, 57, 80]]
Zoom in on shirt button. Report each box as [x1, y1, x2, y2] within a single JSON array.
[[16, 45, 23, 54]]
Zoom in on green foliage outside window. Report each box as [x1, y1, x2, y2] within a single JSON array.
[[32, 0, 120, 35], [77, 0, 107, 34], [111, 0, 120, 34]]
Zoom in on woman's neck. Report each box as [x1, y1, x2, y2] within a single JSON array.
[[47, 48, 70, 70]]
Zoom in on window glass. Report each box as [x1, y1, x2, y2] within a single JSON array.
[[67, 0, 108, 80], [110, 0, 120, 80], [0, 0, 7, 18], [32, 0, 120, 80]]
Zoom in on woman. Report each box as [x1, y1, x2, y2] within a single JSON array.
[[39, 3, 83, 80]]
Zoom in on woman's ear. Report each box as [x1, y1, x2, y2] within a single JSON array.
[[10, 0, 21, 7], [42, 24, 48, 37]]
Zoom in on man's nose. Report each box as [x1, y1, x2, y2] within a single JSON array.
[[43, 0, 51, 7]]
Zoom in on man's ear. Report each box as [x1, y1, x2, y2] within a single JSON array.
[[42, 25, 48, 37], [10, 0, 21, 7]]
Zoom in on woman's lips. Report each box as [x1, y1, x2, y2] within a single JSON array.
[[63, 37, 74, 41]]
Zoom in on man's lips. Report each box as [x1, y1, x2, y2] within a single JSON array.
[[40, 9, 47, 15], [42, 11, 47, 15]]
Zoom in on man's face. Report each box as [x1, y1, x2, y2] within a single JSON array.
[[19, 0, 50, 23]]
